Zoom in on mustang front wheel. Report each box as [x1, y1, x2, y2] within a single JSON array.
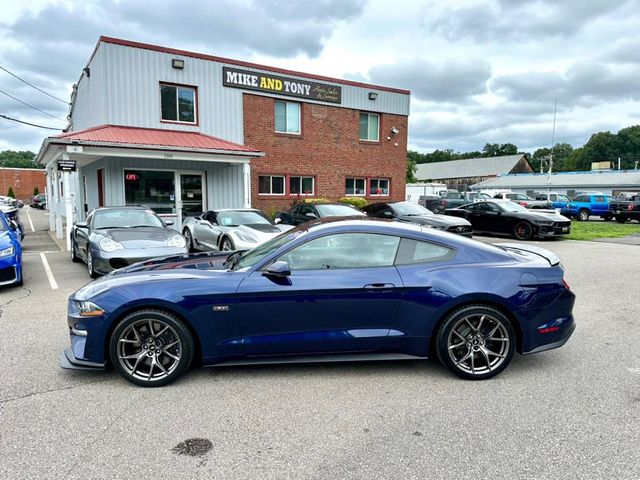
[[436, 305, 516, 380], [109, 309, 194, 387]]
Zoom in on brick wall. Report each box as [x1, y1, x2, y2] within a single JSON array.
[[243, 94, 408, 213], [0, 168, 46, 200]]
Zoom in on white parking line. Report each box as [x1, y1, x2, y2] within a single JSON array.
[[39, 252, 59, 290], [25, 207, 35, 232]]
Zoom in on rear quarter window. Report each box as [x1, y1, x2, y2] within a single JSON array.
[[395, 238, 454, 265]]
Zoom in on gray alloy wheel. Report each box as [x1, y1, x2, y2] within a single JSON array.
[[220, 237, 235, 251], [87, 250, 98, 278], [436, 305, 516, 380], [109, 309, 194, 387], [183, 228, 194, 252], [513, 221, 533, 241], [578, 209, 589, 221], [70, 237, 80, 262]]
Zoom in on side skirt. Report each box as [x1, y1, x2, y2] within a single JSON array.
[[206, 353, 428, 368]]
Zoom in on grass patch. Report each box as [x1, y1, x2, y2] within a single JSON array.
[[566, 221, 640, 241]]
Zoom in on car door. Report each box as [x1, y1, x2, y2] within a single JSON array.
[[593, 195, 606, 215], [194, 212, 221, 250], [467, 202, 496, 232], [234, 232, 403, 356], [74, 212, 93, 261]]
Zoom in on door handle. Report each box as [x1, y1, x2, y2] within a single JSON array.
[[363, 283, 396, 293]]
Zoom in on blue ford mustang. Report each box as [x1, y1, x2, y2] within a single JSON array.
[[61, 218, 575, 387], [0, 211, 23, 287]]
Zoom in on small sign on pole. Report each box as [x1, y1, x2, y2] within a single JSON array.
[[57, 159, 76, 172]]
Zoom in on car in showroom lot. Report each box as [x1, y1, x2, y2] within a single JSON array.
[[362, 201, 473, 237], [445, 200, 571, 240], [565, 194, 613, 221], [60, 218, 575, 387], [182, 209, 292, 252], [70, 206, 188, 277], [0, 211, 22, 287], [275, 202, 365, 226]]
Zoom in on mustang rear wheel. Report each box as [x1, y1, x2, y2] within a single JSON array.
[[513, 222, 533, 240], [109, 309, 194, 387], [436, 305, 516, 380]]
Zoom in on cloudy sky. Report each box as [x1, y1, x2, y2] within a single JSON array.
[[1, 0, 639, 154]]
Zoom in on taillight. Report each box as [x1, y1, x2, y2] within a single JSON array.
[[538, 326, 560, 334], [442, 200, 448, 206], [563, 278, 570, 290], [520, 201, 528, 207], [629, 204, 634, 211]]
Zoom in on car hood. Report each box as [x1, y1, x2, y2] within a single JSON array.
[[517, 211, 569, 222], [398, 214, 471, 227], [96, 227, 177, 247], [72, 251, 234, 300], [232, 223, 292, 240], [0, 230, 16, 248]]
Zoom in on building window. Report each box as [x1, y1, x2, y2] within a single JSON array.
[[345, 178, 366, 196], [124, 170, 175, 214], [275, 101, 301, 134], [359, 112, 379, 141], [258, 175, 285, 195], [289, 176, 314, 196], [160, 83, 196, 123], [370, 178, 389, 196]]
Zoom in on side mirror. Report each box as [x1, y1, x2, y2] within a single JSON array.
[[75, 221, 89, 229], [274, 217, 282, 224], [305, 212, 318, 218], [165, 220, 174, 226], [9, 221, 17, 231], [263, 261, 291, 278]]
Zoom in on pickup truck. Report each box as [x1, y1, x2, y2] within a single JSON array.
[[565, 194, 613, 221], [608, 193, 640, 223]]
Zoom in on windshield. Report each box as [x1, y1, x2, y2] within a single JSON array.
[[497, 202, 529, 213], [235, 230, 303, 269], [315, 204, 365, 217], [391, 202, 433, 216], [92, 209, 165, 229], [216, 210, 271, 226]]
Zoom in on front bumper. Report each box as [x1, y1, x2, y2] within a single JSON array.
[[60, 347, 105, 370], [537, 224, 571, 237], [0, 254, 21, 286], [91, 246, 189, 274]]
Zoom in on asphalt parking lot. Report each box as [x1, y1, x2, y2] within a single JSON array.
[[1, 208, 639, 479]]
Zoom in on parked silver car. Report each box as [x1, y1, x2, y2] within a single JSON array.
[[182, 209, 293, 252]]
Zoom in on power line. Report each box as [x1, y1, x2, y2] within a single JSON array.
[[0, 89, 66, 121], [0, 113, 63, 130], [0, 65, 69, 105]]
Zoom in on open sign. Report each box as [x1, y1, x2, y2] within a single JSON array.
[[125, 173, 140, 181]]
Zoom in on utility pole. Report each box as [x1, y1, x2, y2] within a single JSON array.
[[547, 98, 557, 187], [618, 157, 621, 170]]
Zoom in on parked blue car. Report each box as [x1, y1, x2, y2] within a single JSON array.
[[0, 211, 23, 287], [61, 218, 575, 387], [566, 194, 614, 221]]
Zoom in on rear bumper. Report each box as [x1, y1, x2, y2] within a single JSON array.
[[59, 347, 105, 370], [521, 288, 576, 354], [522, 321, 575, 354]]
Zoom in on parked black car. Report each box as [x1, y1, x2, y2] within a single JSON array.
[[275, 203, 365, 226], [363, 201, 472, 237], [31, 193, 46, 209], [445, 200, 571, 240]]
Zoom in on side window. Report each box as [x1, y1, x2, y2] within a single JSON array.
[[395, 238, 454, 265], [560, 195, 570, 202], [86, 213, 94, 228], [297, 204, 315, 216], [203, 212, 216, 224], [550, 194, 558, 201], [595, 196, 605, 203], [278, 233, 400, 271]]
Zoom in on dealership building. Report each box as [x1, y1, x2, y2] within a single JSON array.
[[36, 36, 410, 241]]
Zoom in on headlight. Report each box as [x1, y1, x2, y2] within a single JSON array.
[[430, 224, 447, 230], [0, 246, 14, 257], [235, 231, 257, 242], [536, 221, 554, 226], [99, 237, 125, 252], [75, 300, 105, 317], [168, 234, 187, 248]]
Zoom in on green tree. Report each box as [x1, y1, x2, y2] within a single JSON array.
[[0, 150, 42, 169], [482, 143, 518, 157], [7, 186, 15, 198], [406, 155, 417, 183], [33, 186, 40, 196]]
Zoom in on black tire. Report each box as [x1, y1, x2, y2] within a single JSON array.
[[602, 214, 613, 221], [616, 215, 628, 224], [220, 236, 235, 251], [577, 209, 589, 222], [513, 221, 533, 241], [435, 304, 516, 380], [109, 309, 194, 387], [70, 236, 80, 262], [15, 266, 23, 287], [183, 228, 194, 252], [87, 250, 98, 279]]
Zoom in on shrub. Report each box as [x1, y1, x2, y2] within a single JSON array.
[[33, 186, 40, 196], [7, 187, 15, 199], [338, 197, 368, 209], [303, 198, 330, 204]]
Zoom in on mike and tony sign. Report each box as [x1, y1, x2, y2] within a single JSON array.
[[223, 66, 341, 104]]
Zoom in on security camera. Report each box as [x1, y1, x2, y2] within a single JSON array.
[[390, 127, 399, 135]]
